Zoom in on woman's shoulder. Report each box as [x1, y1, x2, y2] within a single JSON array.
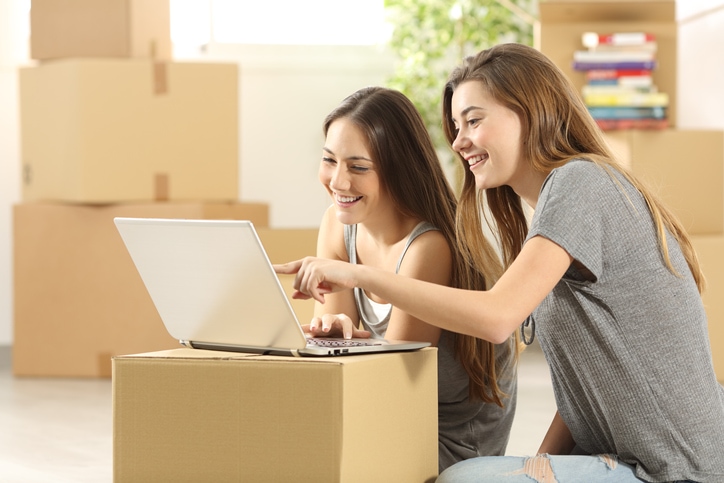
[[552, 158, 601, 178], [544, 159, 616, 193], [401, 224, 451, 265]]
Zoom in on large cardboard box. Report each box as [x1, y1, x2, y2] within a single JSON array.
[[30, 0, 172, 60], [539, 0, 678, 126], [691, 235, 724, 382], [604, 129, 724, 235], [19, 59, 238, 203], [113, 348, 438, 483], [13, 202, 269, 378]]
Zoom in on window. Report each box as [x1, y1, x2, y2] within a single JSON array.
[[170, 0, 388, 48]]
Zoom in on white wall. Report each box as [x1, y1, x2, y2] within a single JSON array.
[[0, 0, 26, 346], [677, 2, 724, 130], [197, 43, 395, 228]]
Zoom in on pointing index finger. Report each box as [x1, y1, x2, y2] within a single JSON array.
[[272, 259, 303, 275]]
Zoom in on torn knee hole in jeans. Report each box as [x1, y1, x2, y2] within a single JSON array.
[[597, 454, 618, 470], [505, 454, 619, 483]]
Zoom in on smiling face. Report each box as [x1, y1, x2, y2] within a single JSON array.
[[450, 80, 525, 192], [319, 117, 391, 225]]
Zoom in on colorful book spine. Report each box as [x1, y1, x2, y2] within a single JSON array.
[[586, 69, 652, 80], [598, 32, 656, 46], [595, 118, 668, 131], [582, 85, 655, 96], [587, 78, 654, 88], [587, 106, 667, 120], [584, 91, 668, 107], [573, 60, 656, 71], [582, 32, 656, 48], [573, 50, 655, 63], [586, 70, 653, 88]]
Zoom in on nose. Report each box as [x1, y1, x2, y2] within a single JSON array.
[[329, 165, 351, 192], [451, 129, 469, 153]]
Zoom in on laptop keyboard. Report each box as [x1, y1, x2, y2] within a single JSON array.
[[307, 338, 381, 347]]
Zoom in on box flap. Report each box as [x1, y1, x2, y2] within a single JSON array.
[[540, 1, 675, 23], [112, 347, 436, 365]]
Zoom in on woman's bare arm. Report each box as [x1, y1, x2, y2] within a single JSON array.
[[276, 235, 573, 344]]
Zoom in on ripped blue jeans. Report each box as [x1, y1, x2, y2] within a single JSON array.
[[435, 454, 690, 482]]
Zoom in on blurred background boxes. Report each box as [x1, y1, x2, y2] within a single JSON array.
[[604, 129, 724, 235], [113, 348, 438, 483], [30, 0, 171, 60], [12, 201, 270, 378], [19, 59, 239, 203], [690, 236, 724, 379]]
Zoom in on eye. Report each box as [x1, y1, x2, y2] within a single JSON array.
[[351, 165, 370, 173], [467, 118, 480, 126], [322, 156, 337, 165]]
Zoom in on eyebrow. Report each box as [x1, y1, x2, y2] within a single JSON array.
[[322, 146, 373, 162], [461, 105, 484, 116], [451, 105, 485, 124]]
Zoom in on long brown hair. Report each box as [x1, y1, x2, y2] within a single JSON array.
[[325, 87, 509, 404], [442, 43, 703, 291]]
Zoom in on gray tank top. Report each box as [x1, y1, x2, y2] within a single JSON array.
[[343, 222, 518, 472], [345, 222, 435, 336]]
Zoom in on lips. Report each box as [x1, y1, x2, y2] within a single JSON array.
[[336, 194, 362, 205]]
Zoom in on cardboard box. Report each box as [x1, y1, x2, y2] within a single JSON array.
[[691, 235, 724, 382], [604, 129, 724, 235], [257, 228, 318, 327], [19, 59, 238, 203], [539, 1, 678, 126], [113, 348, 438, 483], [13, 201, 269, 378], [30, 0, 171, 60]]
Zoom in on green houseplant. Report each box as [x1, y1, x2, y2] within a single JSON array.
[[384, 0, 538, 180]]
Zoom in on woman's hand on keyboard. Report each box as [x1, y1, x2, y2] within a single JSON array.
[[303, 313, 371, 340]]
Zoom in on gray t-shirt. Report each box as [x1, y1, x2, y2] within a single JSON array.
[[527, 160, 724, 482], [344, 222, 517, 473]]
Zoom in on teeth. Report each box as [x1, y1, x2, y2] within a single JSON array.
[[468, 154, 487, 165], [337, 195, 361, 203]]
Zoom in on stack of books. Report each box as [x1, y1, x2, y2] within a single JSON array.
[[573, 32, 668, 130]]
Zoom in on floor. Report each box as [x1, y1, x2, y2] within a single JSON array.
[[0, 343, 556, 482]]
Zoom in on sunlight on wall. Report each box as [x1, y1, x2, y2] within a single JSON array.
[[2, 0, 29, 63], [170, 0, 388, 49]]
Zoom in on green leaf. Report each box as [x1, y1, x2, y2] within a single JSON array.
[[384, 0, 537, 153]]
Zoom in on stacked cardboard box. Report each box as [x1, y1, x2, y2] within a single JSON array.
[[22, 0, 238, 203], [13, 1, 320, 378], [19, 59, 239, 202], [30, 0, 173, 60], [540, 0, 724, 381]]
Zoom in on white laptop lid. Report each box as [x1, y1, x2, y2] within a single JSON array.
[[114, 217, 430, 357], [115, 217, 308, 352]]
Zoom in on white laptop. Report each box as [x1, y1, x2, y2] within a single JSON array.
[[114, 217, 430, 357]]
